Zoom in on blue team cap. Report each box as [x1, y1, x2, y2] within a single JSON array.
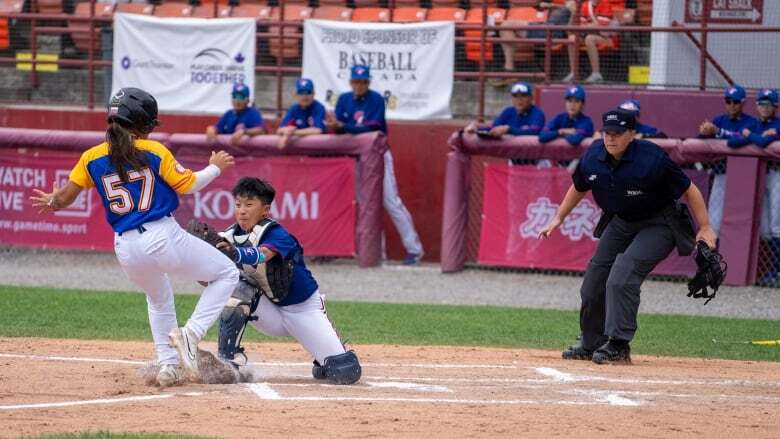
[[564, 85, 586, 101], [350, 64, 371, 80], [757, 88, 779, 107], [232, 83, 250, 100], [724, 85, 746, 102], [618, 99, 641, 116], [510, 81, 533, 96], [296, 78, 314, 95]]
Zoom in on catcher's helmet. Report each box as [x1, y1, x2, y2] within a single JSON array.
[[107, 87, 159, 134]]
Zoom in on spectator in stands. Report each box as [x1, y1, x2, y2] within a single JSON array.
[[538, 85, 593, 146], [617, 99, 666, 139], [563, 0, 617, 84], [206, 83, 265, 146], [494, 0, 576, 87], [325, 64, 424, 265], [276, 78, 326, 150], [745, 89, 780, 285], [698, 85, 758, 237]]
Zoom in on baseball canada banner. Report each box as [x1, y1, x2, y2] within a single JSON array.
[[112, 14, 256, 114], [0, 149, 356, 256], [302, 19, 454, 120], [478, 165, 700, 276]]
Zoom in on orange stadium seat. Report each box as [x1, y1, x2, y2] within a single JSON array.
[[115, 3, 155, 15], [351, 7, 390, 22], [392, 0, 421, 6], [317, 0, 349, 6], [425, 7, 465, 22], [36, 0, 62, 14], [311, 5, 352, 20], [265, 5, 312, 61], [68, 2, 115, 52], [430, 0, 462, 7], [229, 4, 273, 19], [392, 7, 425, 22], [153, 2, 194, 17], [464, 7, 506, 63], [505, 6, 545, 22], [190, 4, 217, 18]]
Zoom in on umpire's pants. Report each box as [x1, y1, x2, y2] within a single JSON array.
[[579, 215, 676, 351]]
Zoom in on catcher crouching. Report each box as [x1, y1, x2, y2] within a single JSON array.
[[187, 177, 361, 385]]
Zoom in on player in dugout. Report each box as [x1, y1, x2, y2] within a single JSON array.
[[206, 83, 266, 146]]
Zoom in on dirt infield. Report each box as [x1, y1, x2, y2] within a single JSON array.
[[1, 338, 779, 438]]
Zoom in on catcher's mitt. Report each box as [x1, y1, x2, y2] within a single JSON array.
[[687, 241, 727, 305], [186, 219, 227, 248]]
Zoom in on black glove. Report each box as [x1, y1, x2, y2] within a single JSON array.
[[687, 241, 727, 305]]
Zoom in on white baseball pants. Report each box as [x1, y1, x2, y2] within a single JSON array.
[[250, 291, 345, 364], [114, 216, 239, 365], [708, 173, 726, 236], [760, 169, 780, 239], [383, 150, 423, 256]]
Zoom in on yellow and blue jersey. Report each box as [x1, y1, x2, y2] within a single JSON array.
[[69, 139, 196, 234]]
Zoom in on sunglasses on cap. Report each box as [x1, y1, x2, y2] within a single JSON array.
[[232, 93, 249, 100], [724, 98, 741, 105]]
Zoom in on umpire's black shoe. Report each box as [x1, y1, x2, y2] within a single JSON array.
[[592, 339, 631, 365], [561, 338, 593, 360]]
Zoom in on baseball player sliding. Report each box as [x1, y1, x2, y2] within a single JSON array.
[[187, 177, 361, 385], [30, 88, 239, 387]]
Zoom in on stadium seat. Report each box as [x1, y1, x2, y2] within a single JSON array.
[[464, 7, 505, 63], [311, 5, 352, 20], [430, 0, 463, 8], [392, 7, 425, 22], [505, 6, 545, 22], [264, 5, 312, 61], [229, 4, 273, 18], [115, 3, 155, 15], [36, 0, 62, 14], [425, 7, 465, 22], [153, 2, 194, 17], [392, 0, 420, 6], [68, 2, 115, 52], [190, 4, 217, 18], [351, 7, 390, 22]]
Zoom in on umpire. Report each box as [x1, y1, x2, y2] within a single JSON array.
[[539, 109, 717, 364]]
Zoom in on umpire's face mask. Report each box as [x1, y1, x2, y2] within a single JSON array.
[[234, 195, 270, 232]]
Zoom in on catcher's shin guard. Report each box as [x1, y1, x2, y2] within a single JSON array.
[[322, 351, 362, 385], [218, 280, 260, 361]]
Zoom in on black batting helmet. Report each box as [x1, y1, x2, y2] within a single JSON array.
[[107, 87, 159, 134]]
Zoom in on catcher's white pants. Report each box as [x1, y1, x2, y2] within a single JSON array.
[[760, 169, 780, 239], [250, 291, 345, 364], [708, 173, 726, 236], [114, 216, 239, 365], [383, 150, 423, 255]]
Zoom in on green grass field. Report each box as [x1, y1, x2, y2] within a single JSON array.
[[0, 284, 778, 362]]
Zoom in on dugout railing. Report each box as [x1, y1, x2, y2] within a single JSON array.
[[1, 0, 779, 118], [442, 133, 780, 286], [0, 127, 387, 267]]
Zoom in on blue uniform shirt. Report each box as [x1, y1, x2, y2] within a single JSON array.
[[636, 122, 658, 137], [572, 139, 692, 222], [281, 100, 327, 130], [246, 223, 319, 307], [215, 107, 264, 134], [335, 90, 387, 134], [538, 112, 594, 146], [707, 112, 758, 148], [492, 105, 545, 135], [747, 116, 780, 148]]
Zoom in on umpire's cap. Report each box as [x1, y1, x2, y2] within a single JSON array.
[[602, 109, 636, 134], [107, 87, 159, 135]]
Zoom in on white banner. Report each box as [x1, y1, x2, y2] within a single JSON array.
[[302, 19, 454, 120], [112, 14, 256, 114]]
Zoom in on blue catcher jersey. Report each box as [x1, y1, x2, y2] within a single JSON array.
[[69, 139, 196, 233]]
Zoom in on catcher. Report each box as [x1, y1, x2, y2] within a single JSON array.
[[187, 177, 361, 385]]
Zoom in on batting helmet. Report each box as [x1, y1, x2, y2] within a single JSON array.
[[107, 87, 159, 134]]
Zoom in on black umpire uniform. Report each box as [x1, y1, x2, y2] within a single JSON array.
[[565, 110, 693, 364]]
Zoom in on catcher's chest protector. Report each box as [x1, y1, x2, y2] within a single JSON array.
[[220, 219, 297, 304]]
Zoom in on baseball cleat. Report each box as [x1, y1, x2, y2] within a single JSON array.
[[156, 363, 181, 388], [592, 339, 631, 365], [169, 327, 200, 380]]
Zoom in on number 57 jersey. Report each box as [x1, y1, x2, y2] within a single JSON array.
[[69, 139, 197, 234]]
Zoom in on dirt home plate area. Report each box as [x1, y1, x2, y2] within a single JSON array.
[[1, 338, 780, 438]]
